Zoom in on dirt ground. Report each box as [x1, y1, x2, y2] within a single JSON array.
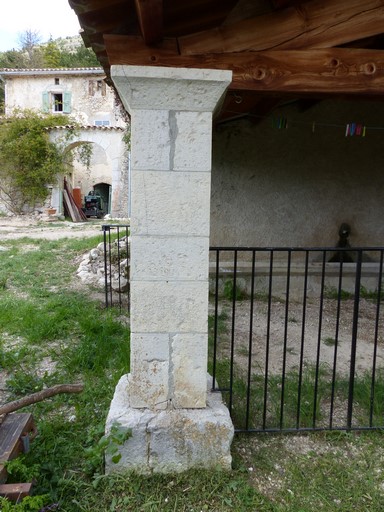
[[212, 297, 384, 377], [0, 214, 108, 241]]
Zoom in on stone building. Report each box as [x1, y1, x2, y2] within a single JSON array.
[[0, 67, 129, 217]]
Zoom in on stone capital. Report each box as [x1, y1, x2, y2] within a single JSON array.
[[111, 65, 232, 113]]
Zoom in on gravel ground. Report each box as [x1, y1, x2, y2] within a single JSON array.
[[0, 214, 108, 240]]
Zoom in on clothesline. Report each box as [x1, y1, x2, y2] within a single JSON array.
[[224, 110, 384, 136]]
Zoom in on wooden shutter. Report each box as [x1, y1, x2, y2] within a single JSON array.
[[42, 92, 49, 113], [63, 92, 71, 113]]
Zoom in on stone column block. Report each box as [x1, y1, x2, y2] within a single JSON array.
[[130, 281, 208, 334], [130, 170, 211, 237], [130, 236, 209, 281]]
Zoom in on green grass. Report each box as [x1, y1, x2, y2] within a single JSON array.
[[1, 231, 384, 510]]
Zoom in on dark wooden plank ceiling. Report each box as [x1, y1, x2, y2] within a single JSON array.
[[68, 0, 384, 123]]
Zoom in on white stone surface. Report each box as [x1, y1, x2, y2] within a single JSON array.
[[130, 236, 209, 281], [171, 333, 208, 408], [111, 66, 232, 113], [105, 374, 234, 474], [130, 333, 170, 409], [129, 332, 208, 410], [173, 111, 213, 171], [130, 170, 211, 237], [130, 281, 208, 334], [131, 110, 171, 171]]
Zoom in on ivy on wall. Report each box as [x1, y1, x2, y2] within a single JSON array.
[[0, 109, 91, 214]]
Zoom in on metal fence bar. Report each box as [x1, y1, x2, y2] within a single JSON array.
[[280, 250, 291, 430], [370, 250, 383, 426], [228, 249, 238, 415], [262, 250, 274, 430], [211, 248, 220, 392], [102, 224, 130, 311], [329, 258, 344, 429], [313, 250, 327, 429], [296, 250, 309, 429], [347, 249, 363, 430], [245, 250, 256, 430]]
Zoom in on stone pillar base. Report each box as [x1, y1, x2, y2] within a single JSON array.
[[105, 374, 234, 474]]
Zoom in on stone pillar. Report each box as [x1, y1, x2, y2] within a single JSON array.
[[106, 65, 234, 473]]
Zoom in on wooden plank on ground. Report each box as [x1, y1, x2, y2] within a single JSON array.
[[0, 413, 36, 484], [63, 189, 79, 222], [64, 179, 88, 221], [0, 482, 33, 501]]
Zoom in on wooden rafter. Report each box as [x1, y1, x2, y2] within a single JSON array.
[[178, 0, 384, 55], [271, 0, 307, 8], [105, 35, 384, 95], [68, 0, 125, 15], [134, 0, 163, 44]]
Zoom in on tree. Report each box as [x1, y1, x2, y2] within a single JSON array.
[[43, 39, 61, 68], [0, 109, 87, 214], [56, 40, 100, 68], [0, 49, 26, 68], [17, 29, 44, 68]]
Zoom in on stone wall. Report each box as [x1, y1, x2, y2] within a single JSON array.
[[210, 99, 384, 250]]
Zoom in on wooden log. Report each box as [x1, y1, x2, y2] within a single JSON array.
[[178, 0, 384, 55], [0, 384, 84, 416]]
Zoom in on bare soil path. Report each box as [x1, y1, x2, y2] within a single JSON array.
[[0, 215, 108, 241]]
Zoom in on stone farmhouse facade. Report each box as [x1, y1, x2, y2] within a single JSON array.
[[0, 67, 129, 217]]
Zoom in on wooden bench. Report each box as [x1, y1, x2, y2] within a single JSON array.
[[0, 413, 37, 501]]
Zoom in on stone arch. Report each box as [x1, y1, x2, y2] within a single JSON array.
[[49, 126, 129, 218]]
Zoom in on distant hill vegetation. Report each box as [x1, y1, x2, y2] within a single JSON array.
[[0, 32, 99, 69]]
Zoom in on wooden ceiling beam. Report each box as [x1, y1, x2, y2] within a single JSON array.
[[178, 0, 384, 55], [217, 94, 282, 124], [271, 0, 302, 8], [134, 0, 163, 44], [104, 35, 384, 95], [69, 0, 125, 15]]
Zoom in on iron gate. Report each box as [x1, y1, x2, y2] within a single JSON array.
[[209, 246, 384, 433]]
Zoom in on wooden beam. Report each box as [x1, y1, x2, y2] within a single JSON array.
[[105, 35, 384, 95], [134, 0, 163, 44], [178, 0, 384, 55], [0, 483, 33, 502], [69, 0, 125, 15], [271, 0, 306, 8], [217, 94, 282, 124]]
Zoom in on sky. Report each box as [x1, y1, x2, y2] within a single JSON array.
[[0, 0, 82, 52]]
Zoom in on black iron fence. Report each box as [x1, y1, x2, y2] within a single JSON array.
[[102, 224, 130, 310], [209, 246, 384, 433], [101, 234, 384, 433]]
